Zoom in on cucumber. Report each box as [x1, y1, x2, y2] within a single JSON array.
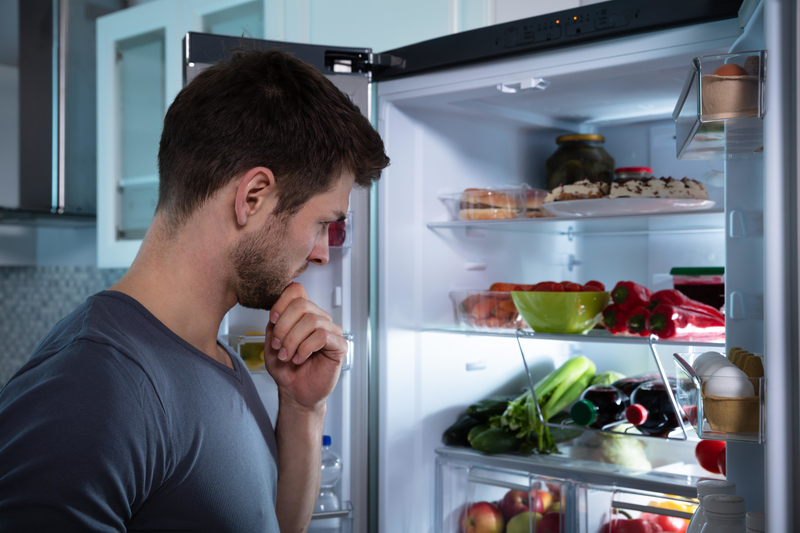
[[466, 395, 516, 422], [467, 423, 490, 445], [470, 427, 519, 454], [442, 415, 482, 446], [549, 411, 583, 443]]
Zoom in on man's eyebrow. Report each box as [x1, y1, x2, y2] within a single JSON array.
[[333, 210, 346, 222]]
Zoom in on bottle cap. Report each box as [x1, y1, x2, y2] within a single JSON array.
[[570, 400, 598, 426], [746, 510, 765, 532], [625, 404, 649, 425], [696, 479, 736, 499], [703, 495, 745, 518], [323, 435, 332, 446]]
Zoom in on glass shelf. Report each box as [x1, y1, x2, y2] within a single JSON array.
[[426, 209, 724, 236], [308, 501, 353, 533], [424, 326, 725, 347]]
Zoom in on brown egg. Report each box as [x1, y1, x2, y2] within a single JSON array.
[[712, 63, 748, 77]]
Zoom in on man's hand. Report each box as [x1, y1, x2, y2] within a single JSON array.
[[263, 282, 346, 410]]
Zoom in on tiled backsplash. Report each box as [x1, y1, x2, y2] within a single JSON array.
[[0, 266, 127, 387]]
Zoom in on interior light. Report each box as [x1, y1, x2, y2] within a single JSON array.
[[574, 16, 577, 20], [556, 20, 560, 23]]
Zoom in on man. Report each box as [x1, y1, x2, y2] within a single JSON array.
[[0, 50, 389, 532]]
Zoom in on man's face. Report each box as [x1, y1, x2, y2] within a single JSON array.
[[231, 173, 354, 310]]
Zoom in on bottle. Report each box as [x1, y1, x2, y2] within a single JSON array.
[[309, 436, 344, 532], [611, 373, 661, 397], [699, 495, 746, 533], [686, 480, 737, 533], [570, 385, 629, 429], [745, 511, 764, 533], [624, 379, 687, 437]]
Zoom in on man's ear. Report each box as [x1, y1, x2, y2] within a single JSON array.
[[234, 167, 277, 226]]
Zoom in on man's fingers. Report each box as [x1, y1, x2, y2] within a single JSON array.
[[292, 329, 347, 365], [271, 298, 333, 346], [269, 282, 310, 323], [277, 313, 342, 363]]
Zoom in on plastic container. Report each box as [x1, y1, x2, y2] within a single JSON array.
[[614, 167, 653, 180], [700, 494, 746, 532], [625, 379, 686, 437], [686, 480, 737, 533], [545, 134, 615, 190], [745, 511, 764, 533], [450, 290, 523, 330], [438, 186, 526, 221], [670, 267, 725, 312], [570, 385, 629, 430], [327, 211, 353, 248], [523, 188, 553, 218]]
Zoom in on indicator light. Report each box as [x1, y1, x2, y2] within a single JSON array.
[[556, 20, 559, 23], [574, 16, 577, 20]]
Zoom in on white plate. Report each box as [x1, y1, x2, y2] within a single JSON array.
[[543, 198, 716, 217]]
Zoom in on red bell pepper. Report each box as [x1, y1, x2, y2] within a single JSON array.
[[626, 306, 651, 336], [641, 513, 687, 533], [612, 281, 653, 311], [647, 304, 724, 339], [648, 289, 724, 321], [603, 304, 629, 334], [598, 517, 663, 533]]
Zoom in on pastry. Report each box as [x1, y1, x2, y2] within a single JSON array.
[[607, 177, 709, 200], [459, 188, 520, 220], [544, 179, 609, 203]]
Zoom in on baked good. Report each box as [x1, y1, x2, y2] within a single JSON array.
[[459, 188, 519, 220], [608, 177, 709, 200], [544, 179, 609, 203], [524, 189, 554, 217]]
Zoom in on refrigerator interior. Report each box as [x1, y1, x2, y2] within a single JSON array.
[[376, 15, 764, 532]]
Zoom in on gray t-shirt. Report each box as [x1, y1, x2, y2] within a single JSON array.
[[0, 290, 280, 532]]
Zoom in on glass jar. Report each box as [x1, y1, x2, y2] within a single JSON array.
[[614, 167, 653, 180], [545, 134, 615, 190]]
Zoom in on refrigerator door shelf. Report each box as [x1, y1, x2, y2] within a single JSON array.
[[584, 485, 698, 533], [308, 500, 353, 533], [235, 333, 354, 373], [673, 51, 766, 160], [674, 353, 765, 443]]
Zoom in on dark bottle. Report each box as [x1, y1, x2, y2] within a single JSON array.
[[611, 373, 661, 398], [625, 379, 687, 437], [570, 385, 629, 430]]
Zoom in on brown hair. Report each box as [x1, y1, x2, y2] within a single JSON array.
[[156, 49, 389, 227]]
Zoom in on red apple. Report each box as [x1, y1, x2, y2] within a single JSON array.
[[535, 512, 562, 533], [530, 489, 553, 515], [500, 490, 530, 521], [461, 501, 504, 533], [546, 483, 561, 500]]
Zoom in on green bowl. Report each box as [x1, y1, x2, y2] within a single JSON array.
[[511, 291, 610, 334]]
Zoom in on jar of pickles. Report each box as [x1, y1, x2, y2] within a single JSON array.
[[545, 134, 615, 190]]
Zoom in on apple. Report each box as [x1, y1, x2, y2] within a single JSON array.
[[461, 502, 504, 533], [545, 501, 561, 514], [535, 512, 562, 533], [506, 511, 543, 533], [530, 489, 553, 515], [500, 490, 529, 521], [546, 483, 561, 500]]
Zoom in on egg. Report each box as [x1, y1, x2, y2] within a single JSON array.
[[692, 351, 724, 374], [698, 358, 733, 377], [705, 365, 755, 398], [712, 63, 748, 77]]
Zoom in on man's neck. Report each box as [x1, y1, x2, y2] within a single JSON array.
[[110, 217, 237, 369]]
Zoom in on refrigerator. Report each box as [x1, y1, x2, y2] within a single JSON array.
[[183, 0, 799, 530]]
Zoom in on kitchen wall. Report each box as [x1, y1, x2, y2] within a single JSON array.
[[0, 266, 127, 386]]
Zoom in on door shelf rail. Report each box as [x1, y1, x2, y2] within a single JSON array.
[[233, 333, 354, 373], [310, 500, 353, 533]]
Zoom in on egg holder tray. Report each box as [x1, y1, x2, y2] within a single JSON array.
[[515, 331, 695, 442], [672, 50, 766, 160], [673, 353, 765, 443]]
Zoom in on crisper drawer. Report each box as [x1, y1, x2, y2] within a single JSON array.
[[436, 456, 571, 533], [576, 485, 696, 533]]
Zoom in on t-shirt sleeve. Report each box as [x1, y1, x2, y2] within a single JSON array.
[[0, 340, 172, 532]]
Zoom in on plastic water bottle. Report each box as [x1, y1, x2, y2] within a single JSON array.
[[699, 495, 746, 533], [309, 436, 343, 531], [687, 480, 736, 533], [745, 511, 764, 533]]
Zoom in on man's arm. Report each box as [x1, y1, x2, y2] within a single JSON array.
[[264, 282, 348, 533], [274, 396, 326, 533]]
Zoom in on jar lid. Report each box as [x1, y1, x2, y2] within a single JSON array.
[[746, 510, 765, 531], [570, 400, 598, 426], [696, 480, 736, 498], [614, 167, 653, 174], [703, 495, 745, 517], [670, 267, 725, 276], [556, 134, 605, 143]]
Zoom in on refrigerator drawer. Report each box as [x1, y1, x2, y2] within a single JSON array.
[[577, 484, 696, 533]]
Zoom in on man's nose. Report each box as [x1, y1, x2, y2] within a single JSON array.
[[309, 232, 330, 266]]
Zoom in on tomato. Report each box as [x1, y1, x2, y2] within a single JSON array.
[[562, 282, 584, 292], [695, 440, 726, 474], [717, 446, 726, 476], [584, 280, 606, 291], [641, 513, 688, 532], [533, 281, 561, 292]]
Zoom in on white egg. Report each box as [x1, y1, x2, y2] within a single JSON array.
[[692, 351, 724, 374], [705, 365, 755, 398], [698, 358, 733, 377]]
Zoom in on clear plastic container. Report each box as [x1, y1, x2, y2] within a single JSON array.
[[523, 188, 554, 218], [687, 480, 737, 533], [438, 186, 526, 221], [449, 290, 523, 330], [670, 267, 725, 312], [614, 167, 653, 180], [327, 211, 354, 248]]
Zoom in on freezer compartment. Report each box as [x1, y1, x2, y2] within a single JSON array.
[[436, 457, 568, 533], [673, 51, 765, 160], [308, 501, 354, 533], [235, 333, 354, 372], [577, 484, 696, 533], [674, 352, 765, 443]]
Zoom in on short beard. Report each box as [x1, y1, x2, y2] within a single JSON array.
[[231, 221, 293, 311]]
